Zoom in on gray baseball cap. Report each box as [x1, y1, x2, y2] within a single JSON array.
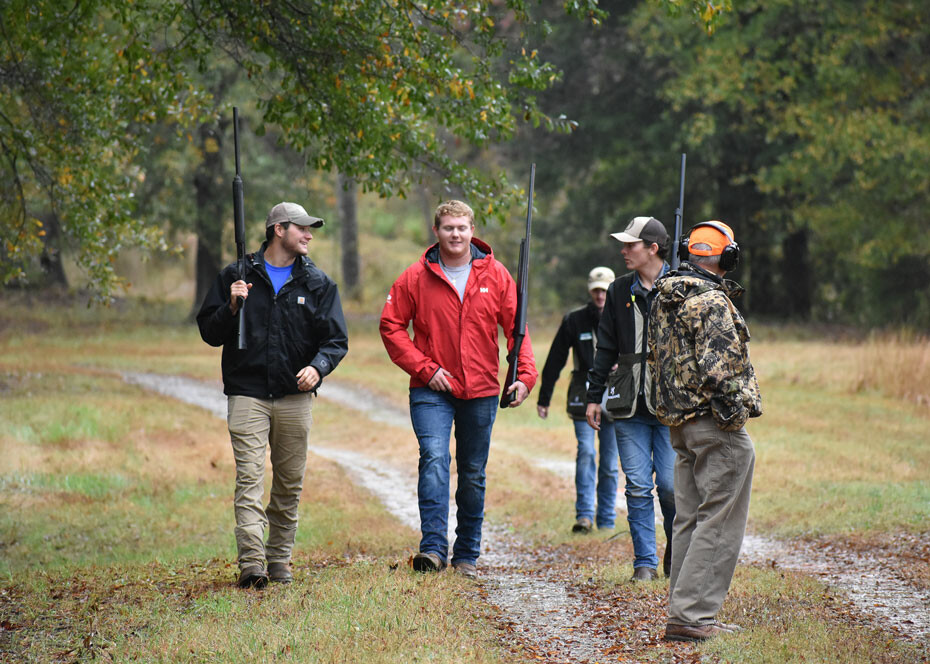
[[265, 202, 324, 228], [610, 216, 668, 248]]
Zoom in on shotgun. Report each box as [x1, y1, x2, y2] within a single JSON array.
[[500, 164, 535, 408], [671, 153, 686, 270], [233, 107, 247, 350]]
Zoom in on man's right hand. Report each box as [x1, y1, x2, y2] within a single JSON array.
[[427, 367, 454, 392], [537, 405, 549, 419], [585, 403, 601, 431], [229, 280, 252, 315]]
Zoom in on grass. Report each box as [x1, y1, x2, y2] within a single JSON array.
[[746, 335, 930, 538], [5, 560, 501, 663], [1, 294, 929, 662], [701, 566, 927, 663]]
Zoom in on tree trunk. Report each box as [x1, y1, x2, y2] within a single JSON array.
[[191, 122, 227, 319], [337, 172, 360, 298], [419, 186, 435, 241], [37, 211, 68, 289], [781, 229, 811, 319]]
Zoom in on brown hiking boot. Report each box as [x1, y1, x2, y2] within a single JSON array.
[[268, 561, 293, 584], [664, 623, 730, 642], [237, 564, 268, 589], [571, 517, 593, 534], [451, 561, 477, 579], [630, 566, 658, 581], [412, 552, 445, 572]]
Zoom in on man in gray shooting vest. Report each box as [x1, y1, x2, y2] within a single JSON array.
[[586, 216, 676, 581]]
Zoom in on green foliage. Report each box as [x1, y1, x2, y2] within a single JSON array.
[[639, 0, 930, 324], [656, 0, 732, 33], [509, 0, 692, 305], [183, 0, 583, 217], [1, 0, 724, 299], [0, 0, 211, 296], [522, 0, 930, 325]]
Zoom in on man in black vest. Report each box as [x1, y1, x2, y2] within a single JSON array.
[[537, 267, 618, 534]]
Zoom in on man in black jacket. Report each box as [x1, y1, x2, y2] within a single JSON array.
[[537, 267, 618, 534], [585, 216, 675, 582], [198, 201, 348, 589]]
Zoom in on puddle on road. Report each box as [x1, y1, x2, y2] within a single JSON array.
[[123, 371, 617, 662], [122, 371, 929, 646]]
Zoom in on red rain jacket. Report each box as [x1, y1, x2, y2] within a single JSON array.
[[380, 238, 537, 399]]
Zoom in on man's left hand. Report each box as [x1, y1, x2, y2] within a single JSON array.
[[505, 380, 529, 407], [296, 366, 321, 392]]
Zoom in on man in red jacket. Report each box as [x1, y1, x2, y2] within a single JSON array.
[[380, 200, 537, 579]]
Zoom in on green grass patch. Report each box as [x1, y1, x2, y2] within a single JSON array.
[[1, 471, 130, 497], [2, 559, 509, 664], [746, 374, 929, 538], [702, 567, 928, 663], [0, 386, 130, 445], [0, 476, 232, 576]]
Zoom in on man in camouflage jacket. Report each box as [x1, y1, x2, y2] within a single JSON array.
[[647, 221, 762, 643]]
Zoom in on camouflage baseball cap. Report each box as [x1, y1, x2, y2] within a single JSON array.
[[265, 202, 324, 228]]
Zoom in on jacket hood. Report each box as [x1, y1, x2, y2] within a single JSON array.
[[655, 262, 743, 305], [422, 237, 492, 265]]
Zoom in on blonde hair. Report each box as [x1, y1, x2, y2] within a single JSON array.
[[433, 200, 474, 227]]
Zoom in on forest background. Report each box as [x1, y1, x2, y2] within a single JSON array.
[[2, 0, 929, 328]]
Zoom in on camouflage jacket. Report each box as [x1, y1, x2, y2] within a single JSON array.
[[647, 263, 762, 431]]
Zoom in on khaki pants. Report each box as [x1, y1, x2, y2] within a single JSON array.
[[668, 415, 755, 626], [227, 393, 313, 570]]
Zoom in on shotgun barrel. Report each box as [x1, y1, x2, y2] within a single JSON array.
[[671, 153, 686, 270], [500, 164, 535, 408], [233, 107, 247, 350]]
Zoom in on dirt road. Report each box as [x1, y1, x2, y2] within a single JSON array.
[[122, 371, 930, 657]]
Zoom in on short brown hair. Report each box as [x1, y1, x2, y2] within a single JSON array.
[[266, 221, 290, 243], [433, 200, 474, 227]]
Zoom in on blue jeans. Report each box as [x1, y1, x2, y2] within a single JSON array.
[[573, 418, 619, 528], [614, 412, 676, 569], [409, 387, 498, 566]]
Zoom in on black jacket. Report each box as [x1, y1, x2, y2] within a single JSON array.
[[586, 268, 666, 418], [537, 302, 601, 418], [197, 243, 349, 399]]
